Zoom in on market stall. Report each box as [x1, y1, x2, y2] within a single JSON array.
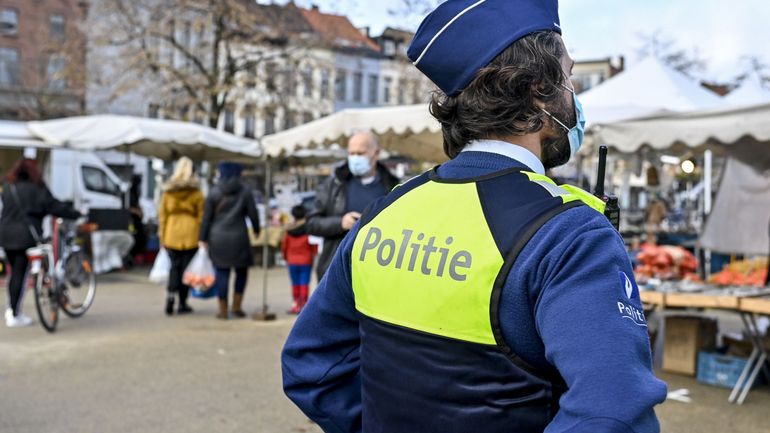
[[27, 115, 262, 162], [261, 104, 443, 162]]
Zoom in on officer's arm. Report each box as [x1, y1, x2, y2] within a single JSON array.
[[532, 212, 667, 433], [282, 225, 362, 433]]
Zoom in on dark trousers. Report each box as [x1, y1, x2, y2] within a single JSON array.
[[215, 267, 247, 301], [167, 248, 197, 304], [5, 249, 29, 316]]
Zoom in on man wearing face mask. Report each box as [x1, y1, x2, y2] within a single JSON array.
[[283, 1, 666, 432], [306, 131, 399, 281]]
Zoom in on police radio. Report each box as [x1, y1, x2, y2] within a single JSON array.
[[594, 145, 620, 231]]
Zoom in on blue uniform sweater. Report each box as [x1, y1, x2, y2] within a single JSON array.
[[282, 151, 668, 433]]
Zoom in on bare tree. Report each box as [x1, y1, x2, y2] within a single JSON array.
[[90, 0, 322, 128], [733, 56, 770, 87], [388, 0, 443, 21], [636, 31, 707, 78]]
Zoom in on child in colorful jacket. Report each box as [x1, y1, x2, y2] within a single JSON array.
[[282, 205, 318, 314]]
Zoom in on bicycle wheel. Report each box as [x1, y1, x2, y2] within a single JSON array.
[[33, 267, 59, 333], [60, 251, 96, 318]]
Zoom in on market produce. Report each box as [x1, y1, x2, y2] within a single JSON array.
[[634, 244, 699, 281], [709, 258, 768, 287]]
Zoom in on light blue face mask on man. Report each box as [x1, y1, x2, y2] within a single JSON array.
[[542, 83, 586, 159], [348, 155, 372, 176]]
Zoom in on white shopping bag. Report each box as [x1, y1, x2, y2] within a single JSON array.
[[148, 248, 171, 284]]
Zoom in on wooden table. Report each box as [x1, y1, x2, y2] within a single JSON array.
[[640, 287, 770, 405]]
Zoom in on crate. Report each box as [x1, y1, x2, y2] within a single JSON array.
[[696, 351, 749, 389]]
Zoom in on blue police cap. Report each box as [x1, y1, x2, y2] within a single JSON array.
[[408, 0, 562, 96]]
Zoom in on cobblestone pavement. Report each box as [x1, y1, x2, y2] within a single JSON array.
[[1, 267, 768, 432]]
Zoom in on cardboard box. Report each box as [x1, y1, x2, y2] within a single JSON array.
[[662, 316, 718, 376]]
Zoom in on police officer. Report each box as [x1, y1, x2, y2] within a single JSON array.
[[282, 1, 667, 432]]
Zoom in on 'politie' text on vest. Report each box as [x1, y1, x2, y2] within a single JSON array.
[[358, 227, 473, 281]]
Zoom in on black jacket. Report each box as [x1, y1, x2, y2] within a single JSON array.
[[307, 162, 399, 279], [0, 181, 81, 251], [200, 178, 260, 269]]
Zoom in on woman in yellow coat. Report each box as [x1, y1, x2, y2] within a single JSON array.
[[159, 157, 204, 315]]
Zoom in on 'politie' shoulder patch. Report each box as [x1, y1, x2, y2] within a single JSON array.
[[617, 271, 647, 327]]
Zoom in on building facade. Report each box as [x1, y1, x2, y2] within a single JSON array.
[[0, 0, 88, 120], [571, 56, 625, 94], [86, 2, 434, 140]]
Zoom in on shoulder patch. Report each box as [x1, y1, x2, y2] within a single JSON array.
[[617, 271, 646, 327]]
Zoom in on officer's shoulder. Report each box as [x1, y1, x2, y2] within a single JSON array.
[[543, 205, 618, 241]]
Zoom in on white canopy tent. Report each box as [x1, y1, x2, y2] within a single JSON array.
[[27, 115, 262, 161], [0, 120, 49, 149], [587, 102, 770, 171], [261, 104, 443, 162], [579, 56, 725, 125]]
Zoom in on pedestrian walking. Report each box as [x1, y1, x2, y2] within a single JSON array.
[[199, 162, 260, 320], [158, 157, 204, 315], [306, 131, 398, 281], [281, 205, 317, 314], [1, 158, 80, 327], [282, 1, 666, 432]]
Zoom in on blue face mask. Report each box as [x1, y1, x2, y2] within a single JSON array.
[[543, 84, 586, 159], [348, 155, 372, 176]]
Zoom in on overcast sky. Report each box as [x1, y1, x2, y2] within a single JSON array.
[[281, 0, 769, 83]]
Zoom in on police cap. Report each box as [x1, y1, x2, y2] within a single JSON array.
[[407, 0, 562, 96]]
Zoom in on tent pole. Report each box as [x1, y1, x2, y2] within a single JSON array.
[[704, 150, 712, 278], [253, 156, 276, 321]]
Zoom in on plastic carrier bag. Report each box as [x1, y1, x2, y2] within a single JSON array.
[[149, 248, 170, 284], [183, 248, 216, 290]]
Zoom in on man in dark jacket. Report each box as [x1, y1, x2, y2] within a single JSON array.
[[307, 131, 398, 281]]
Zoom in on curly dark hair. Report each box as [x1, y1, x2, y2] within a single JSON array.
[[429, 31, 566, 158]]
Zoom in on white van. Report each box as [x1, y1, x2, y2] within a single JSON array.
[[46, 149, 126, 213]]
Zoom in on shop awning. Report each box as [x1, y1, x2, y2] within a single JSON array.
[[27, 115, 262, 161]]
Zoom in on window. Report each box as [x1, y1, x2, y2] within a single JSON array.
[[353, 72, 363, 103], [320, 69, 330, 99], [302, 66, 313, 97], [265, 62, 277, 91], [302, 112, 313, 124], [0, 8, 18, 35], [264, 111, 276, 135], [47, 55, 67, 90], [397, 79, 405, 105], [0, 47, 19, 86], [82, 166, 121, 196], [244, 110, 255, 138], [335, 69, 347, 101], [368, 75, 379, 104], [383, 40, 396, 57], [244, 61, 257, 88], [148, 104, 160, 119], [182, 22, 191, 68], [383, 77, 392, 104], [224, 108, 234, 133], [178, 105, 189, 120], [284, 110, 296, 130], [50, 14, 65, 40]]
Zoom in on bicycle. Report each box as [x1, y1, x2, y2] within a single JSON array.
[[27, 219, 98, 333]]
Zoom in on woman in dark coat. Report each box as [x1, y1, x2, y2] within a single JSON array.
[[1, 158, 81, 327], [199, 162, 260, 319]]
